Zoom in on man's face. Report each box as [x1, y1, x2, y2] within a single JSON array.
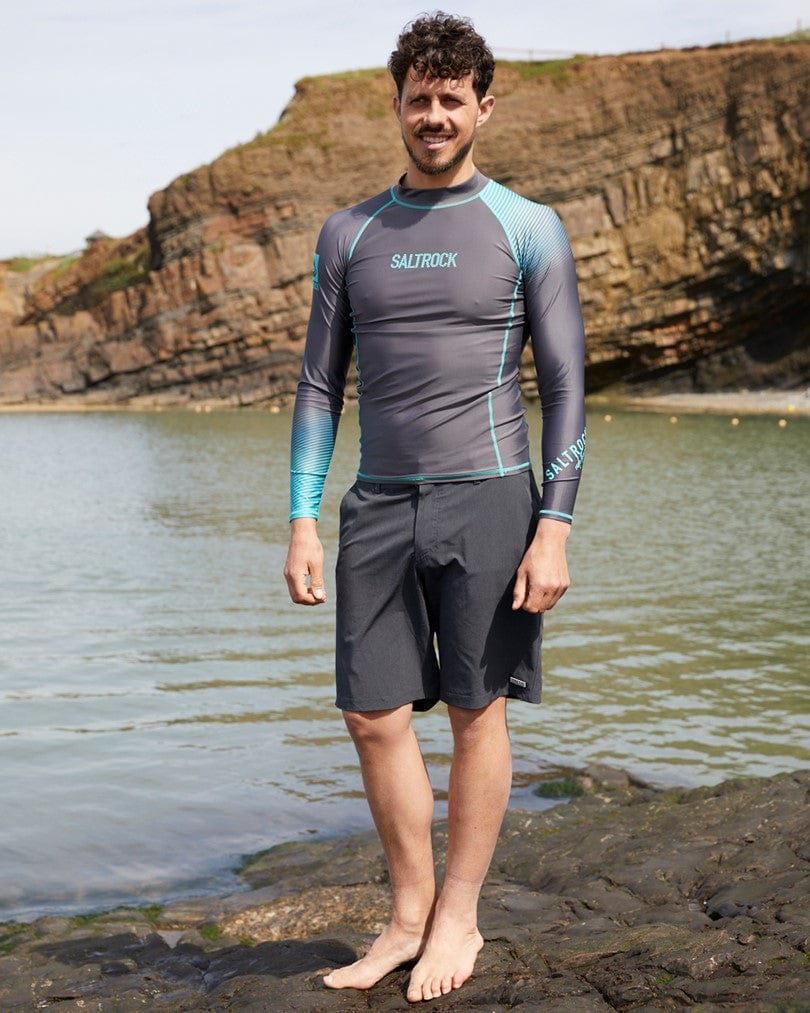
[[393, 70, 494, 186]]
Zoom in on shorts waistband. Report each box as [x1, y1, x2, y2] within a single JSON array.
[[355, 471, 530, 494]]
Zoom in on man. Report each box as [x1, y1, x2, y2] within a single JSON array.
[[284, 12, 586, 1003]]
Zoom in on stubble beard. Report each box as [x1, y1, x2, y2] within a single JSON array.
[[402, 131, 476, 178]]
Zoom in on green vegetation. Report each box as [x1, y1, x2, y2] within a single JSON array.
[[226, 67, 390, 156], [198, 922, 225, 942], [299, 67, 384, 87], [6, 254, 52, 273], [66, 904, 165, 932], [237, 851, 268, 872], [0, 923, 27, 956], [509, 54, 590, 86], [85, 242, 149, 303], [533, 776, 585, 799], [5, 253, 87, 292], [50, 253, 82, 280], [662, 789, 688, 804], [138, 903, 164, 925], [234, 128, 301, 153], [775, 27, 810, 43], [71, 911, 107, 927], [703, 27, 809, 49]]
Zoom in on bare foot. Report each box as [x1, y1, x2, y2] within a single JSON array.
[[406, 917, 484, 1002], [323, 919, 426, 990]]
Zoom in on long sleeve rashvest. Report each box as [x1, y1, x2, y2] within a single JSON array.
[[290, 170, 586, 523]]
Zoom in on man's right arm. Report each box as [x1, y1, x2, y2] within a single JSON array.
[[285, 218, 354, 605]]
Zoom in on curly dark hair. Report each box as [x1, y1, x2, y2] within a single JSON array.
[[388, 12, 495, 99]]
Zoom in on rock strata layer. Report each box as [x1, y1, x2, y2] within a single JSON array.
[[0, 769, 807, 1010], [1, 42, 809, 407]]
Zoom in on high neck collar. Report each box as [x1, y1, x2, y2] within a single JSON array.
[[391, 169, 487, 207]]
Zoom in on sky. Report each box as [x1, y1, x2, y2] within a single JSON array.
[[1, 0, 806, 259]]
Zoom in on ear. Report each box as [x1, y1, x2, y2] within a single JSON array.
[[476, 95, 495, 127], [393, 93, 402, 122]]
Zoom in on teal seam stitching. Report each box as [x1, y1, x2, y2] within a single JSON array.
[[348, 198, 396, 261]]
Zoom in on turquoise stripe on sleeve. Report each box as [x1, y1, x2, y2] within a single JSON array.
[[539, 508, 573, 522], [289, 405, 341, 520], [479, 180, 570, 276]]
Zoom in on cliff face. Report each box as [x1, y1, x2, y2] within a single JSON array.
[[1, 42, 808, 406]]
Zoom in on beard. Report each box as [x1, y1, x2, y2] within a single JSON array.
[[402, 130, 476, 178]]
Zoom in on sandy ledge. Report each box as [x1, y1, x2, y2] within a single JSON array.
[[1, 767, 807, 1010], [596, 387, 810, 417]]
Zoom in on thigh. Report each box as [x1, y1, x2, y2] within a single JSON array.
[[335, 482, 440, 712], [435, 472, 543, 708]]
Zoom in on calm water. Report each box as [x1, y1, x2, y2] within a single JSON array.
[[0, 408, 807, 921]]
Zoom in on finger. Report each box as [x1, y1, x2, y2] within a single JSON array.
[[524, 581, 568, 613], [284, 564, 319, 605], [521, 584, 555, 614], [521, 588, 545, 614], [308, 561, 326, 602], [512, 569, 528, 611], [284, 569, 308, 604]]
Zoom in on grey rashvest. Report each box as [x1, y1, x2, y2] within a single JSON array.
[[290, 169, 586, 522]]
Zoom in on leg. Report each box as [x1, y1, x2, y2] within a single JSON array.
[[323, 703, 437, 989], [407, 697, 512, 1002]]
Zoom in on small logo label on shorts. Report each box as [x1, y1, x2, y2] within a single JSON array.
[[510, 676, 528, 688]]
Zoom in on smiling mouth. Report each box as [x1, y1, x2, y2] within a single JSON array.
[[418, 133, 454, 147]]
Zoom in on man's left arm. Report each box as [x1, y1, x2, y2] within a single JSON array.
[[513, 208, 586, 614]]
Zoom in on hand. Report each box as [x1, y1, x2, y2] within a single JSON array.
[[284, 518, 327, 605], [512, 518, 571, 614]]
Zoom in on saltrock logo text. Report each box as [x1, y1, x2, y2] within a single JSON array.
[[544, 428, 587, 481], [390, 251, 459, 269]]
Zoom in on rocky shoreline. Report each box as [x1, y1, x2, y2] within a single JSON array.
[[1, 768, 807, 1010]]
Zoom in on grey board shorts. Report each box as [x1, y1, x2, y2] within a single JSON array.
[[335, 471, 543, 712]]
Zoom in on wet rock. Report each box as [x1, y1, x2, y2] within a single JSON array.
[[0, 770, 807, 1010], [579, 762, 643, 791]]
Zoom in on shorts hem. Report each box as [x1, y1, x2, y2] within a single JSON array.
[[440, 688, 542, 709], [335, 691, 439, 713], [336, 687, 542, 711]]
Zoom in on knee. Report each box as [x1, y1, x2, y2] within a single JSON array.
[[343, 706, 412, 749], [448, 699, 508, 749], [342, 709, 377, 745]]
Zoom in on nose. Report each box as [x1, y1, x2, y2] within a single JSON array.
[[422, 99, 447, 128]]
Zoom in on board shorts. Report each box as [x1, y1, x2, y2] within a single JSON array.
[[334, 470, 544, 712]]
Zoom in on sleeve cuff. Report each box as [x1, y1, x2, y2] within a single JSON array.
[[538, 508, 573, 524]]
